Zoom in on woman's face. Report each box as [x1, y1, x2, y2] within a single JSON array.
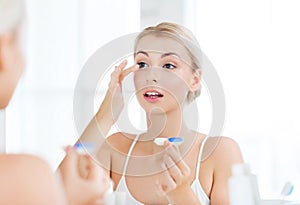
[[133, 35, 200, 114]]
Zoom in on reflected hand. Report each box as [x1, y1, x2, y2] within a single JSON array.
[[97, 60, 139, 122], [156, 141, 191, 199]]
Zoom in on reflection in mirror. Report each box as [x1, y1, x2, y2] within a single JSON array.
[[140, 0, 300, 201], [3, 0, 299, 202]]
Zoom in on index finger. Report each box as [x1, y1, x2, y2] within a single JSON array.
[[163, 142, 187, 170], [119, 64, 139, 82], [59, 146, 78, 178], [164, 146, 190, 177], [164, 144, 182, 164]]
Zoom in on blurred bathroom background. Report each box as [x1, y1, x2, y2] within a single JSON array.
[[1, 0, 299, 200]]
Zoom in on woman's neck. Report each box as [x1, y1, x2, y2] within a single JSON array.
[[141, 107, 190, 140]]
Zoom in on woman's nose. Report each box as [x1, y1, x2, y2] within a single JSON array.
[[146, 67, 159, 83]]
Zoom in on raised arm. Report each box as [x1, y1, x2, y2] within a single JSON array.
[[57, 60, 138, 204], [78, 60, 139, 151]]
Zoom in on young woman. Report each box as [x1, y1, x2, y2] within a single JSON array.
[[0, 0, 109, 204], [79, 22, 244, 205]]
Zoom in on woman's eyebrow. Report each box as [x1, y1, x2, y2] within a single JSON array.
[[135, 50, 149, 56], [135, 51, 180, 58], [161, 52, 180, 59]]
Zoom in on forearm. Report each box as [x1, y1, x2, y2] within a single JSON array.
[[79, 112, 113, 145], [78, 91, 116, 151], [78, 62, 133, 150]]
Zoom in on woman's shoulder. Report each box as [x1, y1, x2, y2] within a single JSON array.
[[0, 154, 61, 204], [0, 154, 51, 169], [206, 136, 241, 153], [203, 136, 243, 166], [106, 132, 138, 154], [0, 154, 54, 178], [106, 132, 137, 144], [205, 136, 240, 148]]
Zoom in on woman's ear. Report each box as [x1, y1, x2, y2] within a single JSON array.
[[0, 32, 24, 109], [0, 33, 14, 71], [0, 31, 24, 72], [189, 69, 201, 92], [0, 36, 5, 71]]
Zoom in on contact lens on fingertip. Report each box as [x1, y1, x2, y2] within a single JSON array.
[[168, 137, 184, 146], [154, 137, 184, 146]]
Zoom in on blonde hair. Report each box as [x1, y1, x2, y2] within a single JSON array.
[[0, 0, 24, 36], [134, 22, 202, 103]]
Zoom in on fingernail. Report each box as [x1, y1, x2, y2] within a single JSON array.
[[63, 145, 73, 153], [164, 140, 170, 147], [155, 180, 160, 186]]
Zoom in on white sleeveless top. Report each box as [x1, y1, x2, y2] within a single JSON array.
[[115, 135, 210, 205]]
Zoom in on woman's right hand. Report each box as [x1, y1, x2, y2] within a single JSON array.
[[96, 60, 139, 123], [58, 146, 110, 205]]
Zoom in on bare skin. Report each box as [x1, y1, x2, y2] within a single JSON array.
[[0, 28, 24, 109], [0, 17, 110, 205], [103, 132, 243, 205], [79, 34, 244, 204], [0, 155, 66, 205]]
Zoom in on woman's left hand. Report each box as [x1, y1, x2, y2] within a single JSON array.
[[156, 140, 191, 198]]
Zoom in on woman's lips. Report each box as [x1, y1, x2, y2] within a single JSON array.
[[143, 90, 164, 103]]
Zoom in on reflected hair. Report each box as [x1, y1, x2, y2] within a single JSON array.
[[0, 0, 24, 36]]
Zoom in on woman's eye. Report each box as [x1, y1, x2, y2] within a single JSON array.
[[137, 62, 148, 69], [163, 63, 176, 69]]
